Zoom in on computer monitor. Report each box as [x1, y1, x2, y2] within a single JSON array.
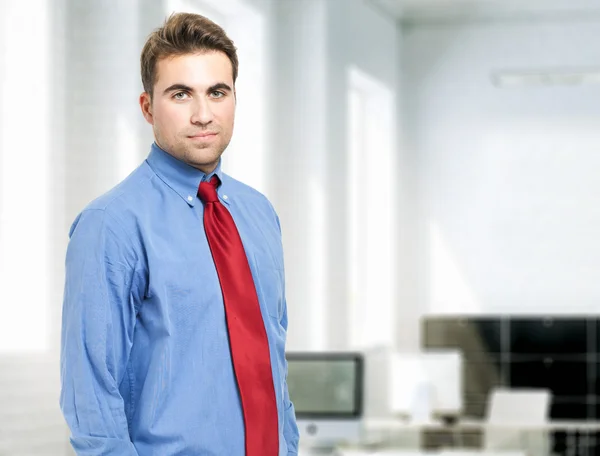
[[286, 352, 364, 453], [391, 350, 463, 422]]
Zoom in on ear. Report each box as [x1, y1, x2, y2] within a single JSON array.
[[139, 92, 154, 125]]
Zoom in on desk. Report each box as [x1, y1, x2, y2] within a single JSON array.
[[366, 418, 600, 431], [298, 420, 600, 456], [337, 451, 440, 456], [299, 450, 441, 456], [365, 419, 600, 454], [301, 449, 526, 456]]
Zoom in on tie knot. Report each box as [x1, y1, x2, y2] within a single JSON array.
[[197, 175, 220, 203]]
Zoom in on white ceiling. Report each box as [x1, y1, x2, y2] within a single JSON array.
[[368, 0, 600, 23]]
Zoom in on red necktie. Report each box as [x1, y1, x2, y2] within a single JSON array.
[[198, 175, 279, 455]]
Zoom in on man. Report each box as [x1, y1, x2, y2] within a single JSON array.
[[60, 12, 299, 455]]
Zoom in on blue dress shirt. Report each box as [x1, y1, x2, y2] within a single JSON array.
[[60, 143, 299, 455]]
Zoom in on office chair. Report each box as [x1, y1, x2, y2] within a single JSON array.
[[441, 387, 551, 456]]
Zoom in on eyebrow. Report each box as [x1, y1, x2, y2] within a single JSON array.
[[208, 83, 233, 93], [163, 82, 233, 95]]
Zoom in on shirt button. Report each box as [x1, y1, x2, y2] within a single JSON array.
[[223, 195, 228, 200], [187, 196, 193, 202]]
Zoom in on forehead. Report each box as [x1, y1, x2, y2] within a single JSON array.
[[154, 51, 233, 89]]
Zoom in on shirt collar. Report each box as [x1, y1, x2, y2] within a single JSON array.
[[146, 142, 226, 207]]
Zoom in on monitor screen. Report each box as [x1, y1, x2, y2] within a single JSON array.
[[285, 352, 363, 419], [390, 350, 463, 417]]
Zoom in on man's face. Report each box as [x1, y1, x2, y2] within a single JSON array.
[[140, 51, 235, 174]]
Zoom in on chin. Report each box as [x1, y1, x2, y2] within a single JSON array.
[[187, 154, 221, 171], [190, 152, 221, 164]]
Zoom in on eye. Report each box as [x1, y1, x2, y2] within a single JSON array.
[[173, 92, 189, 100], [210, 90, 225, 99]]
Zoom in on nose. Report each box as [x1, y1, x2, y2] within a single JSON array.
[[190, 97, 214, 125]]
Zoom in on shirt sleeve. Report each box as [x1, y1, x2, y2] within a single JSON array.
[[280, 299, 300, 455], [272, 208, 300, 454], [60, 209, 142, 456]]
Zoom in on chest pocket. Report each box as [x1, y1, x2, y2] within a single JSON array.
[[252, 253, 284, 320]]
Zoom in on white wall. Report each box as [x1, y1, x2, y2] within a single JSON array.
[[403, 18, 600, 321]]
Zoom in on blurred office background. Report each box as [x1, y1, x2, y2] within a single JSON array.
[[1, 0, 600, 454]]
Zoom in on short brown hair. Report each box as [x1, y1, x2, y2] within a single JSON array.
[[140, 12, 238, 97]]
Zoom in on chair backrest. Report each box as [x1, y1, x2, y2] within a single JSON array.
[[486, 388, 550, 424], [484, 388, 550, 456]]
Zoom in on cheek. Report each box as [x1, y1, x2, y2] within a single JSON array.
[[156, 106, 188, 132], [218, 105, 236, 131]]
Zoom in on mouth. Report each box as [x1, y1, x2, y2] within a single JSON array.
[[188, 132, 218, 140]]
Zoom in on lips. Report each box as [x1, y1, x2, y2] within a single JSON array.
[[189, 132, 217, 138]]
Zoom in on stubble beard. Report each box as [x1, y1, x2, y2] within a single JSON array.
[[155, 128, 226, 171], [182, 141, 225, 171]]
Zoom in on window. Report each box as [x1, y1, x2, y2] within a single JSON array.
[[347, 66, 396, 350]]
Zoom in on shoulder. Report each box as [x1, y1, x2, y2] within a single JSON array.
[[84, 162, 153, 214], [222, 173, 271, 203], [222, 173, 280, 226], [69, 163, 154, 240]]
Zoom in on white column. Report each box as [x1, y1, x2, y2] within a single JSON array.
[[271, 0, 329, 351]]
